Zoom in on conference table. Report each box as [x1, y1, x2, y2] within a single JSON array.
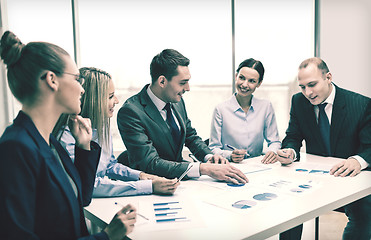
[[84, 153, 371, 240]]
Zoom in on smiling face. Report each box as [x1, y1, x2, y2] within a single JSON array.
[[106, 78, 119, 118], [162, 65, 191, 103], [297, 63, 333, 105], [235, 67, 261, 98]]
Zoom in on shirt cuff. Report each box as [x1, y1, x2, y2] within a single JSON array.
[[135, 180, 153, 194], [289, 148, 297, 162], [186, 162, 201, 178], [128, 168, 142, 180], [350, 155, 369, 170]]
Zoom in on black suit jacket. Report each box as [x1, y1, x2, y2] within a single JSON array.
[[282, 85, 371, 164], [0, 111, 107, 240], [117, 85, 212, 178]]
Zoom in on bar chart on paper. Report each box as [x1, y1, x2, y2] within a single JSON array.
[[153, 201, 189, 223], [138, 197, 204, 232]]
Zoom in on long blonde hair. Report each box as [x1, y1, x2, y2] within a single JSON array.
[[79, 67, 112, 151], [53, 67, 112, 151]]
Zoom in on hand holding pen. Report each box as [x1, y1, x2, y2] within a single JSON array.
[[226, 144, 249, 163], [277, 148, 295, 165], [104, 203, 137, 240]]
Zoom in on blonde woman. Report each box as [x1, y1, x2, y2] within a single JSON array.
[[56, 67, 179, 197], [0, 31, 135, 240]]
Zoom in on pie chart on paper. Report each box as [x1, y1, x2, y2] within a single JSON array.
[[232, 200, 257, 209], [291, 188, 304, 193], [253, 193, 278, 201], [299, 184, 312, 189]]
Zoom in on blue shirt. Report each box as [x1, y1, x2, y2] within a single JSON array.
[[60, 127, 152, 197], [209, 94, 281, 160]]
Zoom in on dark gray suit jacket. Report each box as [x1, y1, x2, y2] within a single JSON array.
[[117, 84, 212, 178], [282, 85, 371, 165]]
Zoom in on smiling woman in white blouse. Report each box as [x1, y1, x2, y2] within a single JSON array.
[[209, 58, 281, 164]]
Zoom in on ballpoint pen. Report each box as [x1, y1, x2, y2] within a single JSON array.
[[188, 153, 199, 162], [114, 202, 149, 220], [226, 144, 250, 157], [278, 149, 294, 163], [176, 165, 193, 183]]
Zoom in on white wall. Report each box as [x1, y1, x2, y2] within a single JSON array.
[[320, 0, 371, 97]]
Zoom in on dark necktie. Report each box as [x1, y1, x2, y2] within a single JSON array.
[[318, 103, 331, 155], [164, 103, 181, 145]]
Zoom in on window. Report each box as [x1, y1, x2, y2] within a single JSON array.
[[235, 0, 314, 140], [1, 0, 314, 151], [4, 0, 75, 121], [78, 0, 233, 151]]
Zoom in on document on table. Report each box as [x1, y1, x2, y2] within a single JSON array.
[[136, 196, 204, 232], [254, 176, 322, 196], [233, 163, 272, 175], [203, 186, 287, 215], [197, 163, 272, 190], [292, 162, 333, 175]]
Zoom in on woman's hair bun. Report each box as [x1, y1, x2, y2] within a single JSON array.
[[0, 31, 25, 66]]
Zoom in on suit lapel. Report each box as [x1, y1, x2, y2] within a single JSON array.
[[172, 103, 185, 137], [19, 112, 81, 234], [172, 102, 186, 156], [139, 86, 179, 154], [330, 87, 346, 154], [50, 136, 82, 192]]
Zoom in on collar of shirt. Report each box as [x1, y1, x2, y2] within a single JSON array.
[[146, 85, 181, 129], [315, 82, 336, 123], [147, 85, 167, 113], [323, 82, 336, 106], [231, 93, 256, 113]]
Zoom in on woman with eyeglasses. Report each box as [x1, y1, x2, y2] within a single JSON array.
[[0, 31, 136, 240], [54, 67, 179, 197]]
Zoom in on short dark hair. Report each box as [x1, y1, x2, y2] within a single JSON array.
[[236, 58, 265, 82], [299, 57, 330, 76], [150, 49, 190, 83]]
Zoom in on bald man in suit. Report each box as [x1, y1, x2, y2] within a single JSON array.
[[117, 49, 247, 184], [277, 57, 371, 240]]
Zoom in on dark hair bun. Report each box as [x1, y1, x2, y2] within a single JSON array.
[[0, 31, 25, 66]]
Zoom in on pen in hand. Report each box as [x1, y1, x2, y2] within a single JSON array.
[[226, 144, 250, 157], [278, 149, 294, 163], [189, 154, 199, 162], [177, 165, 193, 183], [114, 202, 149, 220]]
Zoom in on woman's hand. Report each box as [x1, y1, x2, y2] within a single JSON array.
[[261, 151, 278, 164], [104, 204, 137, 240], [68, 115, 92, 150], [231, 149, 247, 163]]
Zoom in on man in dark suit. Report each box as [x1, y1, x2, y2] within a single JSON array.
[[117, 49, 247, 184], [277, 57, 371, 240]]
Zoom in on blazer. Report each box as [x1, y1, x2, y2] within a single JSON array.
[[0, 111, 107, 240], [282, 85, 371, 165], [117, 84, 212, 178]]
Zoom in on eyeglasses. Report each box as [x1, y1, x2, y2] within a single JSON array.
[[61, 72, 85, 85]]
